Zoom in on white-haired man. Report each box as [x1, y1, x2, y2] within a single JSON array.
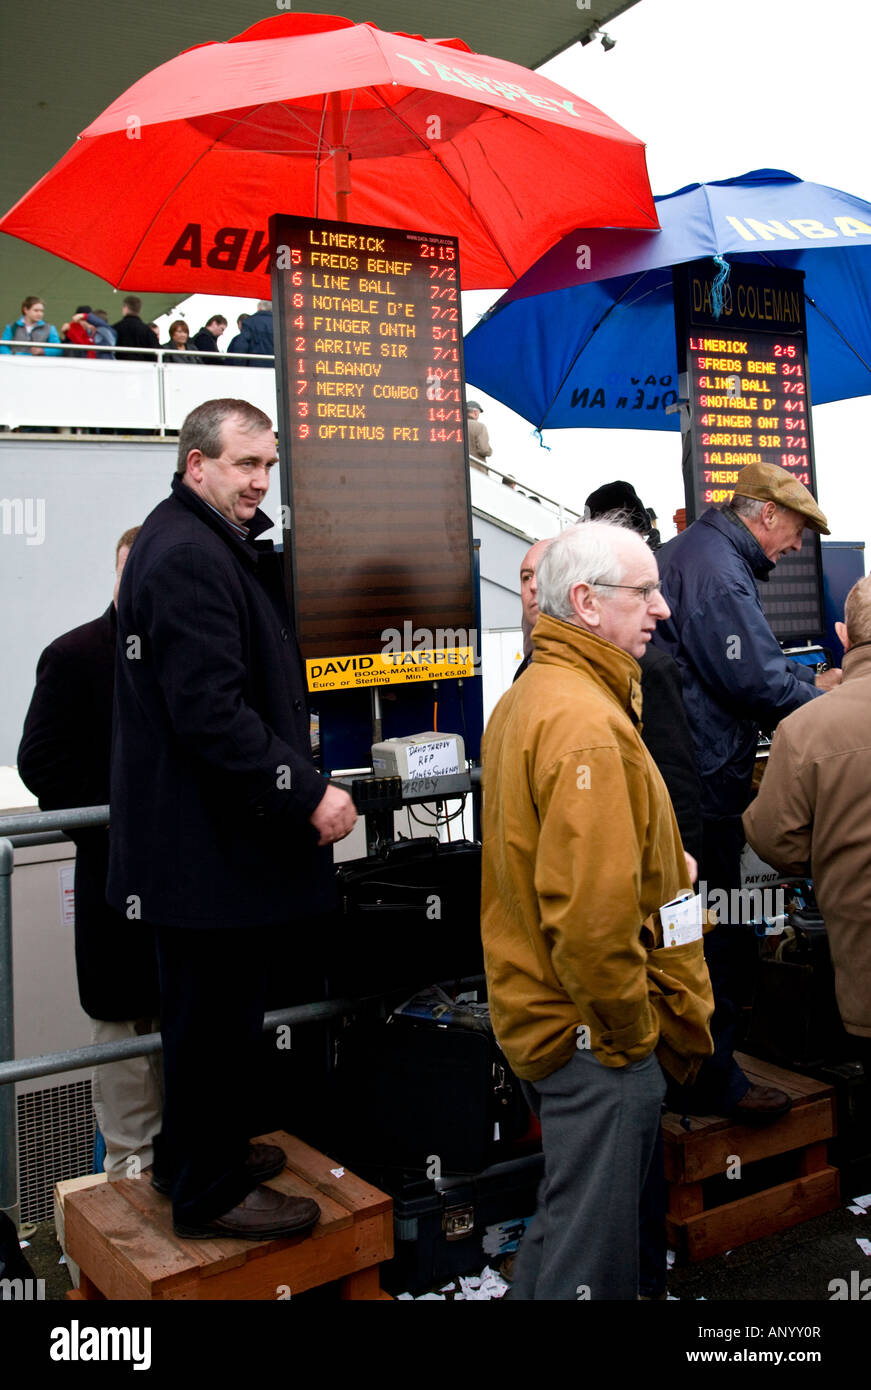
[[482, 519, 714, 1300]]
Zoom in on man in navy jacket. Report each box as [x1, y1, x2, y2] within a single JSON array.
[[107, 397, 357, 1239], [236, 301, 274, 366], [653, 463, 839, 1119]]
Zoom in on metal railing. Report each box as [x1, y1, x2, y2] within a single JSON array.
[[0, 339, 274, 364], [469, 461, 580, 530], [0, 341, 276, 436], [0, 803, 431, 1225], [1, 343, 580, 527]]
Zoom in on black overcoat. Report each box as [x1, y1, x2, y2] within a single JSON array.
[[107, 477, 332, 928], [17, 606, 160, 1019], [638, 644, 703, 865]]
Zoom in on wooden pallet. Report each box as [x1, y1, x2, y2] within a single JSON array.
[[663, 1053, 840, 1263], [64, 1131, 393, 1300]]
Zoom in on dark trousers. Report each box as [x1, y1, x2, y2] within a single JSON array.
[[638, 1122, 667, 1297], [153, 924, 277, 1224], [510, 1049, 665, 1300], [668, 815, 752, 1114]]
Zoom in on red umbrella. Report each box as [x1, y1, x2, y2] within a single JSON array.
[[0, 12, 657, 294]]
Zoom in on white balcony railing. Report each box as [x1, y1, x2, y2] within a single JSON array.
[[0, 342, 276, 433], [0, 343, 577, 532]]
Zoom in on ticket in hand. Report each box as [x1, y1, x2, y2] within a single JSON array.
[[659, 892, 704, 948]]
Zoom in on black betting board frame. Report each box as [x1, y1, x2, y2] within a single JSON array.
[[673, 258, 825, 642], [270, 213, 477, 693]]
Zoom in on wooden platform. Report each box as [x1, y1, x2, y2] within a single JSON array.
[[663, 1053, 840, 1263], [64, 1132, 393, 1300]]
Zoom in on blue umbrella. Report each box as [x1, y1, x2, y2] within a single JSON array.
[[464, 169, 871, 433]]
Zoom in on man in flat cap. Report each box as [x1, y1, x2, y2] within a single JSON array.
[[652, 463, 840, 1122], [466, 400, 492, 473]]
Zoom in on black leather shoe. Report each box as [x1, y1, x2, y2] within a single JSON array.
[[173, 1185, 320, 1241], [151, 1141, 286, 1196], [730, 1084, 792, 1125]]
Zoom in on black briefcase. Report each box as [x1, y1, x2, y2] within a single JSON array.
[[328, 838, 483, 994], [331, 988, 533, 1176]]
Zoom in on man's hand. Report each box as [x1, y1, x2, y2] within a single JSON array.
[[683, 851, 698, 885], [309, 783, 357, 846], [814, 668, 842, 691]]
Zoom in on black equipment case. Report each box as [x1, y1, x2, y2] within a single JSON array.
[[746, 906, 854, 1068], [328, 838, 483, 995], [803, 1059, 871, 1194], [366, 1153, 544, 1296], [744, 902, 870, 1188], [332, 988, 534, 1176], [330, 988, 543, 1295]]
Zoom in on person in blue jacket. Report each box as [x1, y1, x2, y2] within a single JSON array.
[[1, 295, 62, 355], [653, 462, 840, 1122]]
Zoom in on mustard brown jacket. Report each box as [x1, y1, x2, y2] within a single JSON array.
[[743, 642, 871, 1038], [481, 614, 714, 1084]]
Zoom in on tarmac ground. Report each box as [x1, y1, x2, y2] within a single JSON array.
[[17, 1183, 871, 1304]]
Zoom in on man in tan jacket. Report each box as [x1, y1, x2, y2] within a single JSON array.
[[482, 519, 714, 1300], [466, 400, 492, 472], [744, 575, 871, 1072]]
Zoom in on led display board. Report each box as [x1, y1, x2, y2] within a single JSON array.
[[271, 215, 477, 692], [674, 260, 824, 640]]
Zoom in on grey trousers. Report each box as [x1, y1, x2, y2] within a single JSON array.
[[510, 1047, 666, 1300]]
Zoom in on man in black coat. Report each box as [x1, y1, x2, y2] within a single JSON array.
[[111, 295, 159, 362], [190, 314, 228, 360], [236, 301, 274, 366], [18, 527, 163, 1179], [107, 397, 357, 1240]]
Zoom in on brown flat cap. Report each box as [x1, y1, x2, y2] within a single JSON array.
[[732, 462, 830, 535]]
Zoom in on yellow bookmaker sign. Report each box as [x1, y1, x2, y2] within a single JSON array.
[[306, 647, 476, 692]]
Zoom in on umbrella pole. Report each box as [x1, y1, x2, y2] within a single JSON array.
[[328, 91, 350, 222]]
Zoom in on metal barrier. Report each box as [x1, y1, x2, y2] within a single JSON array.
[[0, 342, 577, 526], [0, 341, 276, 435], [0, 339, 274, 365], [0, 803, 410, 1224]]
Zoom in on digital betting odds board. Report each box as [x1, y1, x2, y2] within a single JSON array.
[[271, 214, 476, 693], [674, 259, 824, 641]]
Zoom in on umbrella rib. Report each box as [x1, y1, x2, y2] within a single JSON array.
[[364, 87, 520, 283], [756, 253, 871, 376], [114, 101, 315, 285], [538, 271, 650, 430], [804, 296, 871, 373], [314, 96, 329, 216], [115, 141, 222, 287]]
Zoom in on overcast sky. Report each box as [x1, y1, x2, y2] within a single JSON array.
[[460, 0, 871, 548], [168, 0, 871, 550]]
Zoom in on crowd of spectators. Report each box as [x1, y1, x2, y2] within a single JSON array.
[[1, 295, 275, 365]]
